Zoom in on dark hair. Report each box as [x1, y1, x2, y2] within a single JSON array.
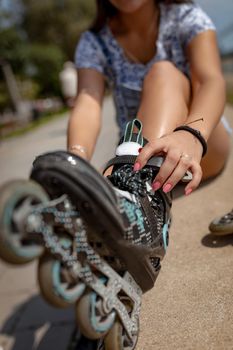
[[90, 0, 193, 32]]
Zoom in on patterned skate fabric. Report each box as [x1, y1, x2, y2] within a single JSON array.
[[97, 339, 105, 350], [109, 164, 164, 246]]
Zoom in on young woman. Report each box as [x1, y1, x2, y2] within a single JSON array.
[[68, 0, 230, 195], [66, 1, 231, 346]]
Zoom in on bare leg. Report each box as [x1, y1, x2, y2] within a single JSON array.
[[138, 61, 191, 139], [137, 61, 230, 179]]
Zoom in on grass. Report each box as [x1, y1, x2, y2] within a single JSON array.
[[1, 107, 69, 140]]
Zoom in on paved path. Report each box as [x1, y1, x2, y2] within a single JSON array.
[[0, 98, 232, 350]]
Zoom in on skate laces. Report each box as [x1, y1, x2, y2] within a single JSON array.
[[108, 164, 153, 197]]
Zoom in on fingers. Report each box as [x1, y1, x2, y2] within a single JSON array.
[[184, 163, 203, 195], [134, 139, 166, 171], [155, 156, 202, 195], [151, 149, 182, 191], [134, 140, 203, 195]]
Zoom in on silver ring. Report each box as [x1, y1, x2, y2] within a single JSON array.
[[180, 153, 192, 161]]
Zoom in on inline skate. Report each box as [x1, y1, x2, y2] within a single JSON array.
[[0, 119, 172, 349]]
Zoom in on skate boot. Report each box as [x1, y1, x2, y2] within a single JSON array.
[[0, 119, 172, 349], [209, 208, 233, 236], [27, 119, 172, 349]]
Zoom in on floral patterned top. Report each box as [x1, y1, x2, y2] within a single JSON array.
[[75, 2, 215, 134]]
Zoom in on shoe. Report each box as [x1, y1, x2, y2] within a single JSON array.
[[31, 119, 172, 293]]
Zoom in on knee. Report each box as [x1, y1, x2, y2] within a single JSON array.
[[143, 61, 190, 96], [142, 61, 190, 106], [144, 61, 182, 85]]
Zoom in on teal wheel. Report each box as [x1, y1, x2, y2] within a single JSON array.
[[76, 290, 116, 339], [0, 180, 48, 264], [38, 252, 86, 308], [104, 319, 139, 350]]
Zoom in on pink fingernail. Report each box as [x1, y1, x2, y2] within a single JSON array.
[[163, 183, 172, 193], [185, 188, 193, 196], [152, 181, 161, 191], [133, 162, 141, 171]]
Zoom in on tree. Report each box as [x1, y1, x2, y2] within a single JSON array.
[[21, 0, 96, 60], [0, 27, 27, 74], [0, 0, 96, 110], [0, 25, 26, 112], [27, 43, 65, 96]]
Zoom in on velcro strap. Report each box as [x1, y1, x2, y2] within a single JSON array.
[[103, 155, 164, 174]]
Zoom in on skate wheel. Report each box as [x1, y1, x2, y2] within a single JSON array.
[[0, 180, 48, 264], [104, 319, 139, 350], [38, 253, 85, 308], [76, 290, 116, 340]]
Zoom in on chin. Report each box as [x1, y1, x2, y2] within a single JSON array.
[[109, 0, 151, 13]]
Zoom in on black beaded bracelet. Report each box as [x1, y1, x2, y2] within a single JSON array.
[[173, 125, 208, 157]]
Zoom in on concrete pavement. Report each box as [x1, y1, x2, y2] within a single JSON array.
[[0, 98, 232, 350]]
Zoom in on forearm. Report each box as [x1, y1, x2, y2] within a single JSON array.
[[186, 75, 226, 141], [67, 93, 102, 160], [183, 29, 227, 141]]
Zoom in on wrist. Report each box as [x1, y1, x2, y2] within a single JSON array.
[[183, 116, 209, 142], [68, 144, 88, 159], [173, 125, 208, 157]]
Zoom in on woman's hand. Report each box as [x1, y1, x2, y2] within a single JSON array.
[[134, 131, 204, 195]]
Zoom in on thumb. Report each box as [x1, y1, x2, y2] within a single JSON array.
[[134, 139, 165, 171]]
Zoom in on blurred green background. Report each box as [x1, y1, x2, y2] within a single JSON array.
[[0, 0, 95, 112]]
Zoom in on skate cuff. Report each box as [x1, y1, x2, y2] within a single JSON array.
[[103, 155, 164, 175], [116, 141, 142, 156]]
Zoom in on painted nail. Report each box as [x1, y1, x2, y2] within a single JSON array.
[[185, 188, 193, 196], [163, 183, 172, 193], [152, 181, 161, 191], [138, 147, 142, 153], [133, 162, 141, 171]]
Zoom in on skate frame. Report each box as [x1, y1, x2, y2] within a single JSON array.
[[26, 195, 142, 342]]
